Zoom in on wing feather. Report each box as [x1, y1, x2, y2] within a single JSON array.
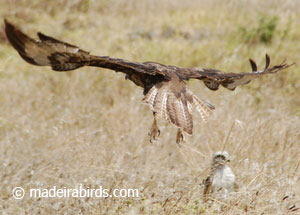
[[4, 19, 165, 76], [5, 20, 293, 93], [179, 54, 293, 91], [203, 175, 213, 196]]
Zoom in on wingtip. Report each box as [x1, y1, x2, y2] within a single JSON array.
[[284, 62, 296, 70], [3, 19, 15, 31], [265, 54, 270, 70], [4, 18, 9, 25], [37, 32, 51, 41], [4, 19, 12, 31], [37, 32, 44, 40], [3, 20, 41, 66], [3, 19, 19, 41], [249, 58, 257, 72], [37, 31, 53, 42], [265, 53, 270, 59]]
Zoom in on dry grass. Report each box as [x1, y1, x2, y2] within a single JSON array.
[[0, 0, 299, 214]]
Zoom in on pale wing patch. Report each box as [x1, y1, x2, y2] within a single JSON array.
[[225, 76, 252, 90], [25, 42, 51, 66]]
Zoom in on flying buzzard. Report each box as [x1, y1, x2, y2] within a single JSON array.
[[4, 20, 293, 144]]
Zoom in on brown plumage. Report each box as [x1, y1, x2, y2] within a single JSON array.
[[4, 19, 294, 144], [203, 151, 238, 201]]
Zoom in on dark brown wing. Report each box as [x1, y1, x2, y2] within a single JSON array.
[[203, 175, 213, 197], [4, 19, 166, 89], [5, 20, 293, 92], [4, 19, 90, 69], [179, 55, 294, 91]]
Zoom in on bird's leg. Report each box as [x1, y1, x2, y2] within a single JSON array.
[[176, 129, 184, 146], [148, 112, 160, 143]]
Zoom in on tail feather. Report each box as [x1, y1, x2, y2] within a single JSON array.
[[142, 85, 159, 110], [187, 101, 193, 113], [144, 82, 215, 135], [193, 95, 215, 122], [166, 94, 179, 126], [173, 98, 193, 134], [166, 94, 193, 134], [143, 84, 215, 134], [144, 85, 195, 135], [153, 87, 169, 119]]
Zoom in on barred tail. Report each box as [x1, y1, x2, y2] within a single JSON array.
[[192, 95, 215, 122]]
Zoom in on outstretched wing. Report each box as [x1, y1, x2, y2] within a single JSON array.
[[4, 20, 165, 80], [179, 55, 294, 91], [5, 19, 293, 92], [203, 175, 213, 197]]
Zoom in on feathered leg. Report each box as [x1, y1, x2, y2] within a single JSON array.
[[148, 112, 160, 143], [176, 129, 184, 146]]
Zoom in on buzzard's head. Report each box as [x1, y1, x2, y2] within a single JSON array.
[[212, 151, 230, 168]]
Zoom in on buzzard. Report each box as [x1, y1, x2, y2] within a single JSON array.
[[4, 20, 293, 144], [203, 151, 238, 200]]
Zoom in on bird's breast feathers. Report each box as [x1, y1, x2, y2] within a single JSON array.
[[213, 166, 235, 191]]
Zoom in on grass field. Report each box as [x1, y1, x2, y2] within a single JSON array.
[[0, 0, 299, 214]]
